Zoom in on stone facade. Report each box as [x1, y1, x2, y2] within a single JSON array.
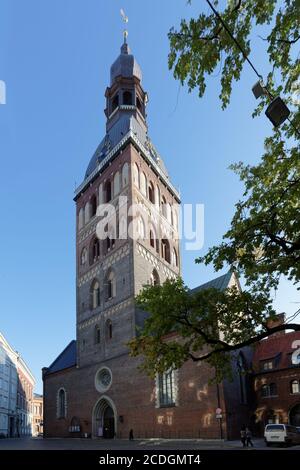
[[0, 332, 35, 437], [32, 394, 43, 436]]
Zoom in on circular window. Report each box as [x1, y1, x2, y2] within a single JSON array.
[[95, 367, 112, 392]]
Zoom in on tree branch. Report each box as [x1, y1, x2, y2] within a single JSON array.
[[187, 323, 300, 362]]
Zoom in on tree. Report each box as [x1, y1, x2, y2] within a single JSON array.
[[129, 1, 300, 380]]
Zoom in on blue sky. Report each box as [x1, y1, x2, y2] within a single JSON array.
[[0, 0, 298, 393]]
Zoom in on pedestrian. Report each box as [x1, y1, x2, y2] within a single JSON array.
[[246, 427, 254, 447], [240, 426, 246, 447], [129, 429, 134, 441]]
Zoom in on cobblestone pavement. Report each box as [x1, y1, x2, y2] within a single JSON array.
[[0, 437, 299, 450]]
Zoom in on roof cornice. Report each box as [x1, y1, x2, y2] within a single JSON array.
[[74, 131, 180, 202]]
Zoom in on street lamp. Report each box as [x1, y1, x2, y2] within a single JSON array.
[[252, 80, 291, 127]]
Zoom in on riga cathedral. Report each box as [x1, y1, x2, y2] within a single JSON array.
[[43, 38, 251, 440]]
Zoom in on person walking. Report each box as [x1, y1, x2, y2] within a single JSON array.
[[129, 429, 134, 441], [246, 427, 254, 447], [240, 426, 246, 447]]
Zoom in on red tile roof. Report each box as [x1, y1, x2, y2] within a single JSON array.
[[253, 331, 300, 370]]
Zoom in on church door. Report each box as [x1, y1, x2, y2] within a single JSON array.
[[103, 406, 115, 439]]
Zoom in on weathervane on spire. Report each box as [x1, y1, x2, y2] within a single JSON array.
[[120, 8, 128, 43]]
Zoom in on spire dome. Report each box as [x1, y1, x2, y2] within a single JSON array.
[[110, 42, 142, 85]]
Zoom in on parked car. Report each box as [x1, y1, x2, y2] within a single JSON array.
[[264, 424, 300, 447]]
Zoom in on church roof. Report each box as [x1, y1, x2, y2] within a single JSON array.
[[84, 114, 169, 180], [45, 340, 76, 375], [110, 42, 142, 85], [190, 271, 234, 294]]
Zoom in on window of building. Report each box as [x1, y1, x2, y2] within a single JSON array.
[[80, 247, 87, 266], [90, 194, 97, 218], [291, 380, 300, 394], [123, 91, 132, 105], [122, 163, 129, 187], [133, 163, 139, 188], [150, 270, 160, 286], [106, 319, 113, 340], [78, 208, 84, 229], [84, 201, 90, 224], [136, 96, 142, 113], [140, 172, 147, 196], [261, 360, 274, 371], [106, 271, 116, 300], [57, 389, 66, 419], [261, 383, 277, 397], [161, 196, 167, 218], [111, 94, 119, 112], [90, 280, 100, 309], [237, 353, 248, 404], [172, 248, 178, 267], [113, 171, 120, 197], [104, 180, 112, 203], [95, 325, 101, 345], [150, 230, 155, 248], [161, 239, 170, 264], [137, 216, 145, 239], [90, 237, 100, 264], [158, 370, 176, 407], [148, 182, 155, 204]]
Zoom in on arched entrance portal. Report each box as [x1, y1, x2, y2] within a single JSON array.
[[93, 397, 116, 439], [289, 404, 300, 427]]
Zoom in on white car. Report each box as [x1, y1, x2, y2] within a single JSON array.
[[264, 424, 300, 447]]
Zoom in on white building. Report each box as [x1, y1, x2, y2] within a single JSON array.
[[0, 332, 35, 437]]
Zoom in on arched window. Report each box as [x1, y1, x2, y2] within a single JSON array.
[[173, 207, 178, 231], [155, 185, 160, 210], [140, 172, 147, 196], [150, 230, 155, 248], [133, 163, 140, 188], [136, 96, 142, 113], [78, 208, 84, 230], [161, 196, 167, 218], [111, 94, 119, 112], [167, 203, 172, 224], [172, 248, 178, 267], [148, 182, 155, 204], [137, 216, 145, 239], [90, 280, 100, 309], [291, 380, 300, 394], [84, 202, 90, 224], [90, 237, 100, 264], [98, 183, 103, 204], [57, 389, 66, 419], [80, 247, 88, 266], [122, 163, 129, 187], [104, 180, 112, 203], [95, 325, 101, 345], [106, 319, 113, 340], [150, 270, 160, 286], [113, 172, 120, 197], [105, 227, 115, 253], [106, 271, 116, 300], [237, 353, 248, 404], [90, 194, 97, 218], [123, 91, 132, 105], [161, 239, 170, 264], [119, 216, 127, 239]]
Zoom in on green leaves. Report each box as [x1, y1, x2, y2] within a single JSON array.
[[128, 1, 300, 382]]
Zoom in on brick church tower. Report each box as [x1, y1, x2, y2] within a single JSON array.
[[75, 37, 180, 371], [43, 39, 250, 440]]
